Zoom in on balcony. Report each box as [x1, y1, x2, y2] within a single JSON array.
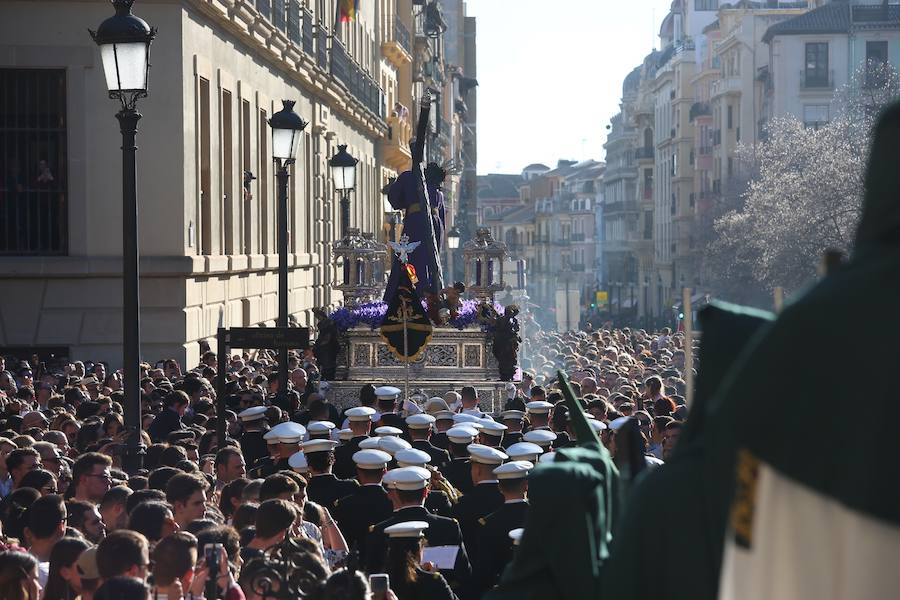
[[635, 146, 654, 160], [711, 76, 741, 98], [382, 16, 412, 67], [800, 69, 834, 90], [571, 233, 586, 242], [382, 112, 412, 171], [331, 41, 385, 119], [604, 200, 639, 215], [689, 102, 711, 121]]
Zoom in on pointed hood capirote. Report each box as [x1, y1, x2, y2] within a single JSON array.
[[855, 102, 900, 250]]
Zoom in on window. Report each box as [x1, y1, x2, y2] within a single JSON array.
[[803, 105, 830, 129], [199, 77, 212, 255], [804, 42, 829, 88], [241, 99, 252, 254], [222, 89, 234, 255], [727, 105, 733, 129], [0, 69, 68, 255], [259, 109, 269, 254], [866, 41, 889, 88]]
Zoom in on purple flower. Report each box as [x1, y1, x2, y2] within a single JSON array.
[[328, 299, 507, 333]]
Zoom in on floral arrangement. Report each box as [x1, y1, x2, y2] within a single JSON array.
[[329, 299, 505, 332]]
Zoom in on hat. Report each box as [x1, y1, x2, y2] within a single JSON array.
[[308, 421, 336, 436], [385, 520, 429, 538], [359, 437, 382, 450], [288, 451, 308, 473], [375, 386, 401, 400], [446, 426, 478, 444], [493, 460, 533, 480], [434, 410, 455, 421], [509, 528, 524, 545], [501, 410, 526, 421], [479, 420, 507, 436], [526, 401, 553, 414], [338, 428, 354, 441], [588, 419, 608, 433], [538, 451, 556, 464], [406, 414, 436, 430], [609, 416, 631, 431], [467, 443, 508, 465], [452, 413, 480, 425], [385, 466, 431, 490], [378, 436, 412, 456], [395, 448, 432, 467], [238, 406, 267, 422], [375, 426, 403, 437], [346, 406, 376, 422], [505, 441, 543, 462], [302, 439, 338, 454], [523, 429, 557, 448], [352, 449, 392, 470], [266, 421, 306, 444], [76, 546, 100, 580], [424, 398, 450, 414]]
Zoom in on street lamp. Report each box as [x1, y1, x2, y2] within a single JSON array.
[[269, 100, 308, 401], [447, 226, 461, 250], [329, 144, 358, 237], [90, 0, 156, 474]]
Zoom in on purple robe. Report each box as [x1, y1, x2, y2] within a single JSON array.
[[383, 170, 445, 300]]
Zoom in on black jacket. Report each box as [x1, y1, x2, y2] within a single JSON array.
[[147, 408, 183, 443], [412, 439, 451, 470], [440, 458, 473, 495], [471, 501, 529, 594], [333, 484, 393, 556], [239, 430, 269, 468], [306, 473, 359, 514], [333, 435, 368, 480], [450, 482, 505, 555]]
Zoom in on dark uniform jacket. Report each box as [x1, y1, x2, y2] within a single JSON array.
[[431, 431, 450, 450], [333, 484, 393, 556], [239, 429, 269, 468], [471, 500, 529, 594], [441, 458, 473, 495], [397, 569, 459, 600], [366, 505, 471, 589], [333, 435, 368, 480], [376, 412, 406, 431], [147, 408, 184, 443], [412, 439, 451, 470], [450, 482, 505, 555], [248, 455, 277, 479], [425, 489, 453, 516], [306, 473, 359, 514]]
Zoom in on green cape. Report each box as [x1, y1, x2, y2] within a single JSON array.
[[601, 302, 773, 600]]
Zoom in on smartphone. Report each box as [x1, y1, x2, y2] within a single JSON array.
[[369, 574, 389, 600]]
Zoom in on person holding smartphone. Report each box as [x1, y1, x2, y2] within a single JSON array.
[[381, 521, 457, 600]]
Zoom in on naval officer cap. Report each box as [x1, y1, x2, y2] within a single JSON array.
[[494, 460, 533, 479], [446, 426, 479, 444], [523, 429, 557, 448], [346, 406, 377, 422], [526, 401, 554, 415], [288, 451, 308, 473], [452, 413, 480, 425], [238, 406, 267, 422], [375, 426, 403, 437], [538, 451, 556, 464], [501, 410, 526, 422], [308, 421, 336, 435], [384, 521, 430, 539], [394, 448, 431, 468], [588, 419, 608, 433], [375, 386, 401, 400], [338, 428, 354, 441], [302, 439, 339, 454], [359, 437, 382, 450], [479, 419, 508, 436], [352, 449, 392, 470], [467, 443, 508, 465], [434, 410, 455, 422], [406, 413, 436, 430], [609, 416, 631, 431], [265, 421, 307, 444], [384, 466, 431, 490], [505, 441, 544, 462], [509, 528, 524, 545], [378, 436, 412, 456]]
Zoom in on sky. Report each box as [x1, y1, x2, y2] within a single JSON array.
[[464, 0, 673, 175]]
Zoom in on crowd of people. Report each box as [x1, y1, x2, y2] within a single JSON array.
[[0, 324, 691, 600]]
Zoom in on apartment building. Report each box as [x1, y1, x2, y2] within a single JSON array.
[[0, 0, 475, 366]]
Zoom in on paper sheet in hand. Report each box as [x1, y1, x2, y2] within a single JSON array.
[[422, 545, 459, 569]]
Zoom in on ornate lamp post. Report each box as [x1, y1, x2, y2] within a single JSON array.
[[462, 227, 508, 301], [333, 228, 386, 306], [329, 145, 358, 237], [269, 100, 308, 399], [447, 226, 461, 250], [90, 0, 156, 473]]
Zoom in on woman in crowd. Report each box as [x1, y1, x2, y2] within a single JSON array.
[[42, 537, 90, 600]]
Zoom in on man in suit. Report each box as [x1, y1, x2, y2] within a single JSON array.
[[395, 448, 453, 516], [332, 449, 393, 556], [430, 410, 454, 450], [439, 426, 478, 494], [148, 390, 188, 442], [333, 406, 376, 479], [407, 413, 450, 469], [450, 444, 506, 554], [254, 421, 306, 478], [366, 467, 471, 591], [471, 460, 532, 595], [303, 439, 359, 514], [525, 400, 553, 431]]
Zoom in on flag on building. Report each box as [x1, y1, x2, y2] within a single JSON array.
[[339, 0, 359, 22]]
